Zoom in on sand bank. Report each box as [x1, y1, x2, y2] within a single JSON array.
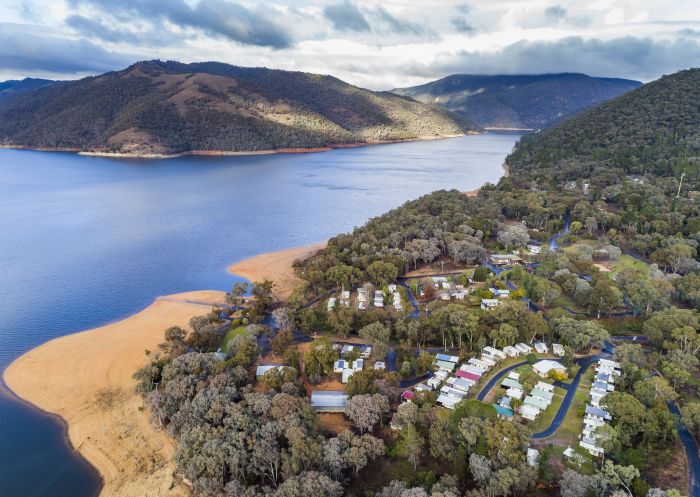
[[227, 241, 327, 300], [4, 290, 226, 497]]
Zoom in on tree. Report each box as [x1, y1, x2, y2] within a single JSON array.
[[226, 281, 248, 306], [553, 317, 609, 352], [559, 470, 594, 497], [159, 326, 188, 358], [587, 278, 623, 318], [399, 423, 424, 470], [272, 307, 293, 331], [448, 240, 488, 264], [632, 377, 678, 407], [681, 402, 700, 437], [643, 308, 700, 347], [327, 306, 354, 337], [250, 280, 275, 322], [367, 261, 399, 287], [272, 471, 343, 497], [345, 394, 389, 433], [469, 453, 493, 487], [473, 265, 491, 282], [304, 339, 337, 378], [271, 329, 295, 356], [358, 322, 391, 359], [497, 223, 529, 249], [325, 264, 355, 290]]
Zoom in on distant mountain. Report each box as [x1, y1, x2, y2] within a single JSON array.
[[0, 78, 56, 100], [0, 60, 478, 156], [392, 73, 641, 129], [506, 68, 700, 183]]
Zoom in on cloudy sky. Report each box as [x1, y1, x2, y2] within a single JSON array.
[[1, 0, 699, 89]]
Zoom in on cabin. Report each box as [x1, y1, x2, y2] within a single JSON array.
[[494, 403, 514, 419], [388, 284, 397, 292], [530, 388, 554, 404], [490, 254, 522, 266], [480, 298, 500, 310], [461, 364, 484, 376], [534, 342, 549, 354], [436, 394, 462, 409], [373, 361, 386, 370], [489, 288, 511, 299], [532, 360, 566, 378], [374, 290, 385, 307], [327, 297, 337, 311], [255, 364, 289, 377], [527, 244, 541, 255], [552, 344, 565, 356], [580, 437, 604, 457], [359, 345, 372, 358], [468, 358, 491, 371], [508, 371, 520, 381], [503, 345, 520, 357], [524, 395, 549, 411], [520, 404, 541, 420], [585, 404, 612, 421], [479, 355, 497, 367], [506, 387, 524, 400], [426, 376, 442, 389], [340, 290, 351, 307], [592, 380, 615, 392], [527, 448, 540, 467], [436, 353, 460, 363], [434, 360, 457, 372], [501, 377, 523, 390], [446, 377, 473, 393], [455, 370, 481, 382], [535, 381, 554, 392], [484, 346, 507, 359], [311, 391, 348, 412], [515, 343, 533, 354]]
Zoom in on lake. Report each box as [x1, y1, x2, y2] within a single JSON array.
[[0, 132, 520, 497]]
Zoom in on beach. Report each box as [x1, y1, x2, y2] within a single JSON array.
[[227, 241, 327, 300], [4, 290, 227, 497], [3, 241, 325, 497]]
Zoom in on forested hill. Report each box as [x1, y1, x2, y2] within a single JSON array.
[[0, 78, 56, 100], [506, 68, 700, 186], [392, 73, 640, 129], [0, 60, 478, 156]]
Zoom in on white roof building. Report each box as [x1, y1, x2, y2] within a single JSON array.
[[484, 346, 507, 359], [534, 342, 549, 354], [481, 298, 501, 310], [532, 360, 566, 378], [520, 404, 541, 420], [515, 343, 533, 354], [311, 391, 348, 412], [503, 346, 520, 357], [552, 344, 565, 356]]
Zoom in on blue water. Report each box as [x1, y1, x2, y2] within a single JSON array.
[[0, 133, 520, 497]]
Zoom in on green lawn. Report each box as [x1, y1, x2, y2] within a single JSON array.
[[472, 356, 528, 399], [526, 385, 567, 433], [221, 325, 249, 351], [545, 367, 595, 447], [610, 254, 649, 275]]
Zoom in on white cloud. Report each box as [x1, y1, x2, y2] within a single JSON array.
[[0, 0, 698, 88]]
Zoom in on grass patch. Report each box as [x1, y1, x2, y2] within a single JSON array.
[[610, 254, 649, 275], [526, 385, 567, 434], [472, 356, 528, 399], [545, 367, 595, 447], [221, 325, 249, 351]]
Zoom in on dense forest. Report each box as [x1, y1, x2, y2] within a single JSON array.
[[0, 60, 477, 155], [0, 77, 56, 100], [392, 73, 640, 129]]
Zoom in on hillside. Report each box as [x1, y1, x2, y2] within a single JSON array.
[[0, 78, 56, 100], [506, 68, 700, 185], [392, 73, 641, 129], [0, 60, 478, 156]]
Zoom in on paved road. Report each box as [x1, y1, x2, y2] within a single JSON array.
[[397, 278, 420, 318], [668, 401, 700, 497], [476, 361, 528, 401]]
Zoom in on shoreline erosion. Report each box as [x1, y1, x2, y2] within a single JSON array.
[[0, 133, 473, 160]]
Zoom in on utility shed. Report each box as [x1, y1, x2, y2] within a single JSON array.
[[311, 391, 348, 412]]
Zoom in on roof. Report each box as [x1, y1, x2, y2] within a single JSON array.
[[520, 404, 540, 416], [456, 370, 481, 382], [535, 381, 554, 392], [434, 360, 456, 371], [530, 388, 554, 402], [311, 391, 348, 410], [501, 378, 523, 390], [461, 365, 484, 376], [532, 360, 565, 374], [256, 364, 286, 377], [585, 404, 611, 419], [401, 390, 414, 400], [524, 395, 550, 410], [437, 394, 461, 409], [435, 353, 459, 363], [507, 371, 520, 380]]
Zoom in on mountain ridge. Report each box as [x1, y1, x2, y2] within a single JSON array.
[[392, 72, 642, 129], [0, 60, 478, 157]]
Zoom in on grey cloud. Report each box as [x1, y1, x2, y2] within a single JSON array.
[[412, 36, 700, 81], [545, 5, 567, 22], [0, 23, 134, 74], [455, 4, 472, 15], [451, 16, 475, 34], [66, 15, 140, 44], [323, 1, 370, 32], [68, 0, 293, 48], [373, 6, 425, 35]]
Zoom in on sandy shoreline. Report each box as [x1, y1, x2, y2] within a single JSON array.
[[4, 290, 226, 497], [2, 133, 473, 160], [227, 241, 327, 300]]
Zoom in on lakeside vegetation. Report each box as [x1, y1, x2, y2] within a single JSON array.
[[132, 68, 700, 497]]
